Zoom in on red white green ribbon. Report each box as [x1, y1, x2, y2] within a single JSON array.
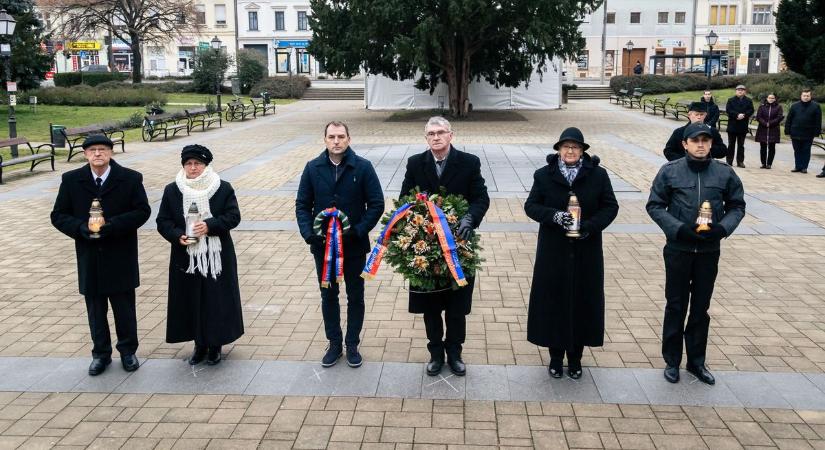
[[318, 207, 344, 288]]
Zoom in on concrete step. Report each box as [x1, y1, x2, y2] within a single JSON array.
[[303, 87, 365, 100], [568, 86, 613, 99]]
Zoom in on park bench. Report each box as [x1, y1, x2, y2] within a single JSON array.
[[718, 110, 728, 130], [225, 99, 253, 122], [250, 97, 276, 117], [813, 125, 825, 152], [643, 96, 670, 116], [185, 108, 222, 132], [142, 113, 190, 142], [609, 89, 628, 104], [60, 125, 125, 162], [665, 100, 692, 121], [622, 89, 644, 109], [0, 137, 55, 184]]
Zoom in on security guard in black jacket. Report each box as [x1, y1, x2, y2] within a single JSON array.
[[647, 122, 746, 386], [664, 102, 727, 161]]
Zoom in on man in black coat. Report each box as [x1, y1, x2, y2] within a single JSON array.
[[51, 135, 151, 375], [647, 123, 746, 386], [784, 88, 823, 175], [399, 116, 490, 376], [664, 102, 727, 161], [701, 90, 721, 129], [296, 121, 384, 368], [724, 85, 754, 167]]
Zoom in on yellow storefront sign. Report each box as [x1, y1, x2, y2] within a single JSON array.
[[68, 41, 101, 51]]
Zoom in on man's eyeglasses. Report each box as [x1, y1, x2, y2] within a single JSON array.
[[559, 145, 582, 152], [426, 130, 451, 138]]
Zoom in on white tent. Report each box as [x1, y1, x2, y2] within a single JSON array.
[[365, 59, 562, 110]]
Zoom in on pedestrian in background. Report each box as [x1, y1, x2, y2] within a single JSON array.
[[754, 93, 784, 169]]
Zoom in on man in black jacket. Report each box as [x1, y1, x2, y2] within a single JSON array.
[[51, 135, 151, 376], [295, 121, 385, 368], [724, 85, 754, 167], [647, 123, 746, 386], [784, 88, 823, 175], [701, 90, 721, 129], [400, 116, 490, 377], [664, 102, 727, 161]]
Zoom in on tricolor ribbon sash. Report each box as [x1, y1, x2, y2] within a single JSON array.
[[318, 207, 344, 288], [362, 192, 468, 287]]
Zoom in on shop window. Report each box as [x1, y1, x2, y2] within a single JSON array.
[[297, 50, 310, 74], [276, 50, 290, 73]]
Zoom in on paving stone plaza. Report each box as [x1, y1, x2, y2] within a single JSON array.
[[1, 99, 825, 448]]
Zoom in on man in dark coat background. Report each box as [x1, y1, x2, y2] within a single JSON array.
[[296, 121, 384, 368], [664, 102, 727, 161], [701, 90, 721, 129], [524, 127, 618, 379], [724, 85, 754, 167], [784, 88, 823, 176], [647, 122, 746, 386], [399, 116, 490, 377], [51, 135, 151, 376]]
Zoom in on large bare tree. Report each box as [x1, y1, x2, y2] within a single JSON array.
[[47, 0, 200, 82]]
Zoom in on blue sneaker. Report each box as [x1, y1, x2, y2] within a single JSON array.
[[321, 343, 342, 367], [346, 346, 363, 368]]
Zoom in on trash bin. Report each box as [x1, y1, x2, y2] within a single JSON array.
[[261, 91, 271, 104], [230, 77, 241, 95], [51, 124, 66, 148]]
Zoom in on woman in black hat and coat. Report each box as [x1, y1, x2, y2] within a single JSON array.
[[754, 92, 784, 169], [156, 145, 244, 365], [524, 127, 619, 379]]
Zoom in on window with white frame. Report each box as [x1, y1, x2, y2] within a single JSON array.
[[630, 12, 641, 23], [709, 4, 737, 25], [248, 11, 258, 30], [275, 11, 285, 30], [752, 5, 773, 25], [297, 11, 308, 30], [215, 4, 226, 26], [658, 12, 668, 23], [606, 12, 615, 23], [195, 5, 206, 25], [675, 11, 686, 23]]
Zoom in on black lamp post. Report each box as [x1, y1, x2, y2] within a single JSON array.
[[210, 36, 222, 112], [625, 40, 634, 76], [705, 30, 718, 86], [0, 9, 17, 157]]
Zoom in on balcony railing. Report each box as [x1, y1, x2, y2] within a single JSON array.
[[698, 24, 776, 34]]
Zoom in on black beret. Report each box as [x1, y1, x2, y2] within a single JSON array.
[[81, 134, 114, 149], [689, 102, 708, 113], [181, 144, 213, 165]]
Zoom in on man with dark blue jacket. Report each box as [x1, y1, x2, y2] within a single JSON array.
[[784, 88, 823, 175], [724, 85, 754, 167], [647, 122, 745, 386], [296, 122, 385, 368]]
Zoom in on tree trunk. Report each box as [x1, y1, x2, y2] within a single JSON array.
[[444, 38, 471, 117], [130, 32, 142, 83]]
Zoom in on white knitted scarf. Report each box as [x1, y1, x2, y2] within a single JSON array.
[[176, 166, 222, 279]]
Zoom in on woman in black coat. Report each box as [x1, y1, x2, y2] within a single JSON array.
[[524, 128, 619, 379], [156, 145, 244, 366], [754, 93, 784, 169]]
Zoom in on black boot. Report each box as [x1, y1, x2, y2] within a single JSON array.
[[188, 345, 207, 365], [567, 359, 583, 380], [206, 346, 221, 365], [548, 358, 563, 379]]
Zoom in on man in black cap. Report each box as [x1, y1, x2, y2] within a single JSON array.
[[664, 102, 727, 161], [724, 85, 754, 167], [647, 122, 745, 386], [51, 134, 151, 375]]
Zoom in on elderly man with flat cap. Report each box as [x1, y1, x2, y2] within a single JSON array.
[[664, 102, 727, 161], [647, 122, 745, 386], [156, 145, 243, 366], [51, 134, 151, 375]]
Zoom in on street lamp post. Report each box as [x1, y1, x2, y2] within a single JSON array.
[[705, 30, 718, 87], [625, 40, 634, 77], [0, 9, 17, 157], [211, 36, 222, 113]]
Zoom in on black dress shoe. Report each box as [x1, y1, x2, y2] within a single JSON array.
[[121, 354, 140, 372], [548, 358, 563, 379], [447, 358, 466, 376], [791, 168, 802, 173], [188, 345, 207, 365], [664, 365, 679, 383], [686, 365, 715, 385], [567, 360, 583, 380], [817, 171, 825, 178], [88, 357, 112, 376], [426, 359, 444, 376], [206, 346, 222, 365]]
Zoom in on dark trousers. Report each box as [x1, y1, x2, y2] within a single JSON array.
[[792, 138, 813, 171], [726, 132, 747, 165], [662, 248, 719, 369], [550, 345, 584, 362], [84, 290, 138, 359], [313, 253, 366, 347], [423, 306, 466, 361], [759, 142, 776, 166]]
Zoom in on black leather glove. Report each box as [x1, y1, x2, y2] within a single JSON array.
[[79, 223, 92, 240], [703, 223, 727, 242], [677, 223, 706, 243], [305, 234, 325, 246], [98, 223, 113, 239], [552, 211, 574, 229], [457, 214, 474, 240]]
